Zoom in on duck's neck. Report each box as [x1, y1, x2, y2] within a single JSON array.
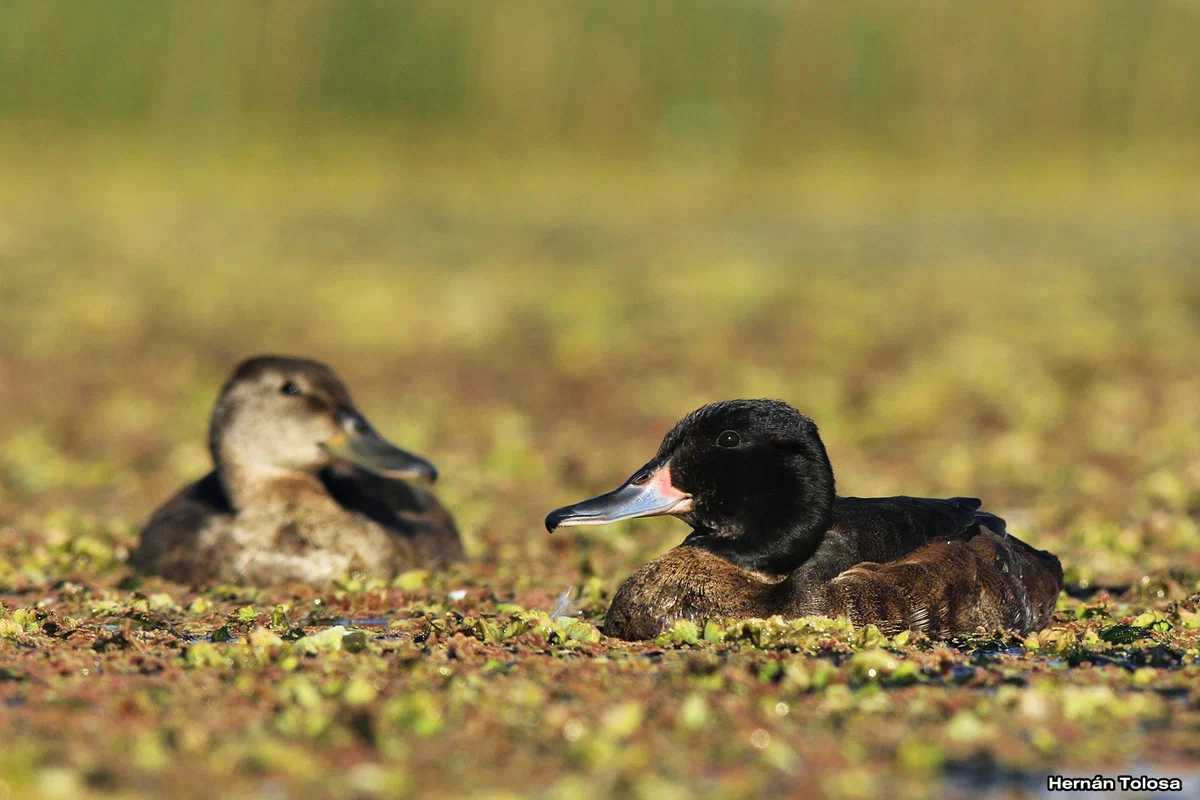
[[215, 457, 328, 513], [681, 485, 836, 577]]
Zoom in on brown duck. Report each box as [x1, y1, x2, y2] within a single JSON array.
[[132, 355, 463, 586], [546, 399, 1062, 640]]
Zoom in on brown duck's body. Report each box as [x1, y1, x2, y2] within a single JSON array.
[[132, 465, 463, 586], [605, 515, 1062, 641], [546, 400, 1065, 642], [132, 355, 464, 587]]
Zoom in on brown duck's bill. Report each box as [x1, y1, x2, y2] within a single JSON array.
[[320, 418, 438, 482], [545, 463, 693, 532]]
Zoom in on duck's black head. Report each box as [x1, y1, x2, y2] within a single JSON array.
[[545, 399, 836, 575], [209, 355, 437, 506]]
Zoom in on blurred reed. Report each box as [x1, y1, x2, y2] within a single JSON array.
[[1, 0, 1197, 161]]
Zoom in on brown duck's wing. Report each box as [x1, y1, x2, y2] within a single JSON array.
[[319, 463, 464, 567], [816, 530, 1063, 636], [131, 472, 231, 583]]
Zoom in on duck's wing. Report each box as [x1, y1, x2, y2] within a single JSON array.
[[818, 530, 1063, 635], [834, 495, 1001, 544], [131, 472, 232, 583], [319, 463, 464, 566], [796, 495, 999, 582]]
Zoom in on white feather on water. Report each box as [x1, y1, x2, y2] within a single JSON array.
[[550, 586, 577, 620]]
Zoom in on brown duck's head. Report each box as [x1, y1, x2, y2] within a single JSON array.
[[209, 356, 437, 500], [545, 399, 836, 574]]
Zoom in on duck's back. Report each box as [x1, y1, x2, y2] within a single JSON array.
[[131, 472, 232, 584], [815, 527, 1063, 635], [794, 498, 1062, 634], [788, 495, 1001, 586]]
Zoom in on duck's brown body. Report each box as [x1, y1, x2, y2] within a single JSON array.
[[133, 465, 462, 586], [606, 524, 1061, 641], [132, 356, 463, 587]]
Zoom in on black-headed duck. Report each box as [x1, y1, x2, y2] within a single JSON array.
[[546, 399, 1063, 640], [132, 356, 463, 586]]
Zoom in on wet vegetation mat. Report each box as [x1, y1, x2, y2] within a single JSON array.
[[3, 141, 1200, 798]]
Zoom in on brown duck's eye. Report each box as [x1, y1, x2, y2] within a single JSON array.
[[280, 381, 302, 396], [717, 430, 740, 448]]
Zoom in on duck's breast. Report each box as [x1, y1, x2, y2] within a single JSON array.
[[605, 546, 783, 640]]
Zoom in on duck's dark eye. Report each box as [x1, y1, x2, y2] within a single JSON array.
[[717, 430, 741, 448], [280, 381, 301, 396]]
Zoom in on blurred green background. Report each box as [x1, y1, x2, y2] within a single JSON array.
[[3, 2, 1200, 798], [3, 1, 1199, 153], [3, 0, 1200, 573], [3, 0, 1200, 571]]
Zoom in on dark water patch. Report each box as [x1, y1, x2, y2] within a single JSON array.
[[100, 616, 196, 642], [970, 651, 1004, 668], [1015, 646, 1190, 674], [308, 617, 390, 628], [83, 769, 117, 790], [179, 633, 240, 644], [812, 650, 849, 667], [947, 636, 1026, 660], [115, 575, 141, 592], [1086, 652, 1139, 671], [943, 753, 1039, 797], [1130, 646, 1186, 670], [949, 664, 977, 684], [210, 625, 237, 643], [1065, 583, 1131, 601]]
